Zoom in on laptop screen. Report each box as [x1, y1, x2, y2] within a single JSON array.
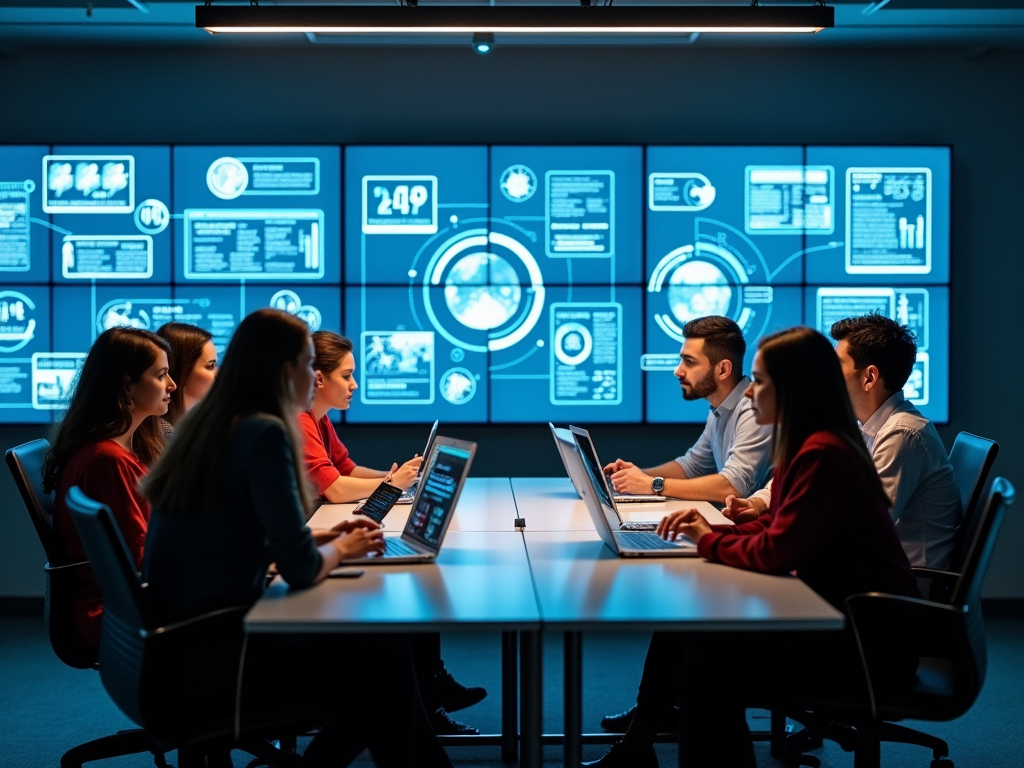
[[403, 443, 471, 551], [572, 428, 617, 511], [415, 420, 439, 479]]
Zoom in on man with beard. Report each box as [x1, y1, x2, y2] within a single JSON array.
[[603, 315, 772, 505]]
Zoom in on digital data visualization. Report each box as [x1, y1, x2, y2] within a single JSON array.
[[0, 143, 951, 424]]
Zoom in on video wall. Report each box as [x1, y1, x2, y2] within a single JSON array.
[[0, 144, 950, 425]]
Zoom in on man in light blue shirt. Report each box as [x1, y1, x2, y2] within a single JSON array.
[[605, 316, 772, 504]]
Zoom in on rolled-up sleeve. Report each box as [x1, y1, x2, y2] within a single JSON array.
[[676, 424, 717, 479], [718, 409, 773, 497], [247, 422, 323, 588]]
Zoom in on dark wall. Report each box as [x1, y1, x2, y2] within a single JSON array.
[[1, 44, 1021, 598]]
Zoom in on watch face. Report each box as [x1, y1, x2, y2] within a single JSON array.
[[652, 477, 665, 493]]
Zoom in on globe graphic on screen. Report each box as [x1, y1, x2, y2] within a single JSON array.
[[444, 252, 522, 331], [440, 368, 476, 404], [666, 261, 733, 324]]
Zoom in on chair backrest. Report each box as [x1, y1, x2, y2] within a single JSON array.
[[5, 440, 58, 563], [952, 477, 1015, 612], [948, 432, 999, 571], [65, 485, 151, 726]]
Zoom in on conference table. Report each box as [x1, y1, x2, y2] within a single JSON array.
[[245, 477, 844, 768]]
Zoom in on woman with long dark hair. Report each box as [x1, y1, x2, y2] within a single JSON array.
[[585, 327, 921, 768], [141, 309, 452, 768], [155, 322, 217, 435], [43, 327, 176, 651]]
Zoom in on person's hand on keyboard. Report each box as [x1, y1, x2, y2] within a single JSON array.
[[657, 508, 711, 545], [330, 524, 386, 559]]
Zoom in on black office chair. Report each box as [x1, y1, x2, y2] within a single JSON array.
[[914, 432, 999, 600], [65, 485, 320, 768], [788, 476, 1015, 768], [5, 439, 168, 768]]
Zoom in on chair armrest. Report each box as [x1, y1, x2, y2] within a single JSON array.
[[44, 560, 90, 572], [844, 592, 965, 718], [912, 567, 959, 603], [140, 605, 250, 639]]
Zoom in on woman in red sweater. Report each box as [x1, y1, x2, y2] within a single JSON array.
[[299, 331, 422, 502], [42, 327, 176, 652], [585, 327, 921, 768]]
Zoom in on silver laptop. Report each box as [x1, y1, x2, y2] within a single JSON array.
[[570, 425, 697, 557], [548, 423, 665, 506], [397, 420, 439, 504], [343, 435, 475, 564]]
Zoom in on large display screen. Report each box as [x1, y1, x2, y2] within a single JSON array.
[[0, 144, 951, 425]]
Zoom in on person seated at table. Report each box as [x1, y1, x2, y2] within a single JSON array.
[[602, 316, 772, 505], [300, 330, 421, 503], [584, 326, 921, 768], [725, 314, 961, 569], [141, 309, 453, 768], [301, 329, 487, 735], [155, 322, 218, 439], [43, 327, 176, 652]]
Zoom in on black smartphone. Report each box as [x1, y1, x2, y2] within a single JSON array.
[[353, 482, 404, 524]]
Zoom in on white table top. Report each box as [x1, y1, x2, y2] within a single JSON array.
[[510, 477, 732, 532], [246, 531, 540, 633], [523, 529, 844, 632], [308, 476, 519, 533]]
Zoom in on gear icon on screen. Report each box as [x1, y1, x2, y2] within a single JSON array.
[[500, 165, 537, 203]]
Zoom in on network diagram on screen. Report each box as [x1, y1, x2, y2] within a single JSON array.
[[0, 144, 950, 425]]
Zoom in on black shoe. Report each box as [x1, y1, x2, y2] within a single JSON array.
[[582, 741, 659, 768], [430, 708, 480, 736], [434, 666, 487, 713], [599, 704, 678, 733]]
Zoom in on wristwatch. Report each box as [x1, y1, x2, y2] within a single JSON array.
[[651, 476, 665, 495]]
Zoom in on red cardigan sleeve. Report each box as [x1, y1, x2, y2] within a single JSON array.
[[79, 449, 150, 569], [299, 412, 356, 497], [696, 441, 842, 574]]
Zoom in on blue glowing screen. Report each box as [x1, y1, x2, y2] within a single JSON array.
[[0, 144, 950, 424]]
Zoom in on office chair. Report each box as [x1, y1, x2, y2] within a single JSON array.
[[6, 440, 167, 768], [786, 477, 1015, 768], [915, 432, 999, 600], [65, 485, 321, 768]]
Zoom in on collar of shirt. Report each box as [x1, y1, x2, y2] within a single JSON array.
[[860, 390, 906, 445], [710, 376, 751, 418]]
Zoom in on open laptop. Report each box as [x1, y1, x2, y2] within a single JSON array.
[[397, 420, 439, 504], [549, 423, 664, 505], [342, 435, 475, 564], [570, 425, 698, 557]]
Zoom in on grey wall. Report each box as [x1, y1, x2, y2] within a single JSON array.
[[1, 44, 1021, 598]]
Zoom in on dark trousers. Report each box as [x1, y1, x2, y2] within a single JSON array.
[[625, 630, 908, 768], [240, 633, 452, 768], [411, 632, 444, 712]]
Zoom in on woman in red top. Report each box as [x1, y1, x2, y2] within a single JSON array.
[[42, 327, 176, 652], [586, 327, 921, 768], [299, 331, 422, 502]]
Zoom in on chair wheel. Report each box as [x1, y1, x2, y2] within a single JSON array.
[[930, 760, 954, 768]]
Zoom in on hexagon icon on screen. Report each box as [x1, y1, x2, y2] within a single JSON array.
[[440, 367, 477, 405]]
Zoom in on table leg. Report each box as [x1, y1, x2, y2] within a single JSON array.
[[563, 631, 582, 768], [519, 630, 543, 768], [502, 631, 519, 763]]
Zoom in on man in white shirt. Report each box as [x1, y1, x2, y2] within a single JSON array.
[[604, 315, 772, 505], [730, 314, 961, 569]]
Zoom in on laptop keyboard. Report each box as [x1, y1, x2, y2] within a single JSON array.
[[618, 521, 657, 531], [381, 538, 419, 557], [616, 532, 679, 550]]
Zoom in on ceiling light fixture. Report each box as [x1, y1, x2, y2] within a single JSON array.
[[196, 4, 834, 36]]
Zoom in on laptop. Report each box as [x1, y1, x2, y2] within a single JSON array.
[[397, 420, 439, 504], [570, 425, 698, 557], [342, 435, 475, 564], [549, 423, 665, 505]]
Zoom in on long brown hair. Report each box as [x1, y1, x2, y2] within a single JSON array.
[[42, 327, 170, 493], [156, 322, 214, 425], [758, 326, 888, 506], [311, 330, 353, 374], [142, 309, 313, 516]]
